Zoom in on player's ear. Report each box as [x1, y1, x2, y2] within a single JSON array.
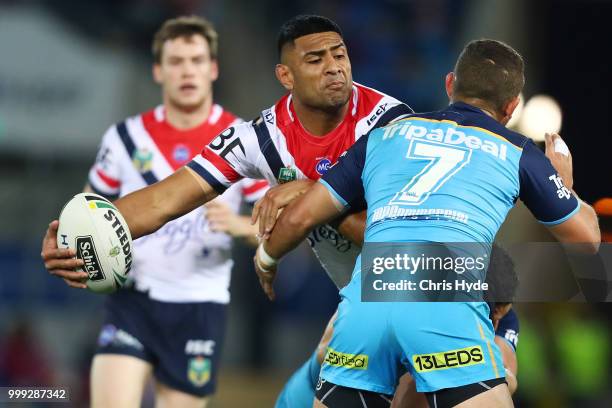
[[501, 95, 521, 125], [275, 64, 294, 92], [210, 59, 219, 82], [153, 64, 163, 85], [505, 95, 520, 117], [445, 72, 455, 100]]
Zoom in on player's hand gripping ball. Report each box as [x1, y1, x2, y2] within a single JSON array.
[[56, 193, 133, 293]]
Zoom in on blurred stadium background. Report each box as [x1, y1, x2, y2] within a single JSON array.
[[0, 0, 610, 406]]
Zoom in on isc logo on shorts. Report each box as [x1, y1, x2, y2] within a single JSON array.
[[185, 340, 215, 356], [324, 348, 368, 370], [412, 345, 484, 373]]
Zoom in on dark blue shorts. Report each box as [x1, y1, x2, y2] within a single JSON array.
[[95, 289, 227, 397]]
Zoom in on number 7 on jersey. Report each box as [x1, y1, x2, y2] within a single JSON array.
[[389, 139, 472, 206]]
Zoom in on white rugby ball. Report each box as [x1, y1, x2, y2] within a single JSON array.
[[56, 193, 133, 293]]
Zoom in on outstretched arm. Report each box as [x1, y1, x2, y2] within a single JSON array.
[[42, 167, 218, 287], [115, 167, 218, 240]]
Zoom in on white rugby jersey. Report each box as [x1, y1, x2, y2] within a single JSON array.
[[187, 83, 413, 288], [88, 104, 268, 303]]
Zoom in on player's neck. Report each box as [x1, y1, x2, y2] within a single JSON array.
[[454, 97, 503, 122], [164, 97, 213, 130], [292, 98, 349, 136]]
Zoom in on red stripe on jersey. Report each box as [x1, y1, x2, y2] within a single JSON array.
[[141, 105, 238, 170], [96, 169, 120, 188], [202, 148, 241, 183], [274, 84, 385, 180], [242, 180, 268, 196]]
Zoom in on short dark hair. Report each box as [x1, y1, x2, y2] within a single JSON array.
[[277, 15, 343, 57], [453, 39, 525, 112], [484, 244, 519, 305], [152, 16, 218, 63]]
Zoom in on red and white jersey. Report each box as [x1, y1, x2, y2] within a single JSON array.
[[188, 84, 413, 288], [88, 104, 268, 303]]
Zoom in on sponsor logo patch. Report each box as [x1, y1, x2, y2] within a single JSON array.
[[188, 356, 211, 387], [315, 157, 332, 175], [132, 148, 153, 173], [412, 345, 484, 373], [173, 144, 191, 164], [278, 167, 297, 184], [76, 235, 105, 281], [324, 348, 368, 370], [548, 174, 572, 199], [185, 340, 216, 356]]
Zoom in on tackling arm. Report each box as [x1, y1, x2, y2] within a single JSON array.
[[263, 183, 345, 259], [254, 183, 345, 300], [333, 210, 367, 247]]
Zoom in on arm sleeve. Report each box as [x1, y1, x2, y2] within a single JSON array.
[[320, 135, 368, 209], [87, 125, 123, 200], [187, 122, 264, 195], [519, 140, 580, 225], [495, 308, 519, 352]]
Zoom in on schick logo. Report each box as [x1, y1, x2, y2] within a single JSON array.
[[76, 236, 105, 281], [548, 174, 572, 199], [315, 158, 332, 175]]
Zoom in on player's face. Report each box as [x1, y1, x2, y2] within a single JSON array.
[[153, 35, 218, 111], [282, 32, 352, 111]]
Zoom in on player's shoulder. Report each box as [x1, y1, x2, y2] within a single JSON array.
[[352, 83, 414, 134], [408, 103, 530, 150], [354, 82, 408, 112]]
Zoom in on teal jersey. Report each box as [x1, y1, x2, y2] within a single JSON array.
[[321, 102, 579, 245], [317, 102, 573, 393]]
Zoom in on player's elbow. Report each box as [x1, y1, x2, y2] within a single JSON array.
[[575, 224, 601, 254], [549, 211, 601, 254], [583, 237, 601, 255]]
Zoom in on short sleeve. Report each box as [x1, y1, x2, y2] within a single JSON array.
[[88, 125, 123, 200], [495, 308, 519, 352], [320, 135, 368, 209], [187, 122, 264, 194], [519, 140, 580, 225]]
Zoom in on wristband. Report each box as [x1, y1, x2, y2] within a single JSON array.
[[257, 244, 278, 272]]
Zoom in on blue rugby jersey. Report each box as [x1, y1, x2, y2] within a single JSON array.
[[321, 102, 579, 245]]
